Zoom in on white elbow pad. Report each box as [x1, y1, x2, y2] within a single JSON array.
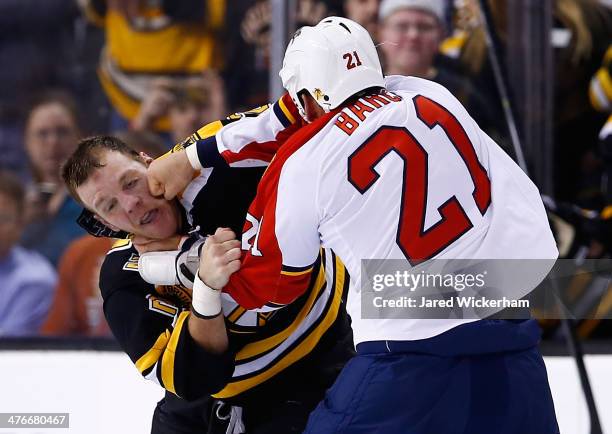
[[137, 237, 206, 289], [138, 251, 181, 286]]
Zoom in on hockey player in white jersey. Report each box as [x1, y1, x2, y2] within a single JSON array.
[[149, 16, 559, 434]]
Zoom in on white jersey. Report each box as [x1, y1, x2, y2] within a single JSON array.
[[221, 75, 558, 345]]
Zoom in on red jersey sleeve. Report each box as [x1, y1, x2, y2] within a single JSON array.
[[221, 110, 339, 309]]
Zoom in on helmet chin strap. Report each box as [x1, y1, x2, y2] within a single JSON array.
[[293, 95, 308, 121]]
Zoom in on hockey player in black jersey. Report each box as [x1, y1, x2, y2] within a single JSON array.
[[61, 106, 353, 433]]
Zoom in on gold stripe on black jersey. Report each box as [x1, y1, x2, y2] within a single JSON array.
[[280, 268, 313, 277], [281, 262, 315, 277], [232, 251, 334, 366], [264, 301, 290, 309], [228, 305, 247, 323], [258, 312, 273, 327], [135, 330, 171, 374], [213, 253, 347, 399], [123, 253, 140, 271], [110, 238, 132, 252], [232, 250, 326, 360], [195, 120, 224, 140], [234, 262, 327, 362], [161, 311, 190, 395], [147, 295, 180, 318]]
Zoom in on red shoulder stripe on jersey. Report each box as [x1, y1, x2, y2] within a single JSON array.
[[221, 140, 280, 165]]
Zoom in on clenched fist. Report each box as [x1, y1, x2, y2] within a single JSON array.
[[198, 228, 242, 290], [147, 151, 195, 200]]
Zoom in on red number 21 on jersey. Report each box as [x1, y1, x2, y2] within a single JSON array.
[[348, 95, 492, 265]]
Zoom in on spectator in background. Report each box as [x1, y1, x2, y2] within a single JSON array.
[[440, 0, 612, 203], [378, 0, 505, 138], [41, 129, 168, 338], [0, 0, 81, 180], [224, 0, 338, 111], [378, 0, 447, 77], [0, 171, 56, 337], [114, 129, 169, 156], [591, 45, 612, 203], [79, 0, 225, 134], [343, 0, 380, 39], [131, 71, 226, 144], [554, 0, 611, 205], [20, 91, 84, 266], [40, 235, 113, 337]]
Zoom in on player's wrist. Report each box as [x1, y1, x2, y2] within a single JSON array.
[[185, 144, 202, 171], [191, 269, 222, 318]]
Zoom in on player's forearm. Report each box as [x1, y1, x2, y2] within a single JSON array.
[[187, 266, 229, 353], [187, 311, 228, 354]]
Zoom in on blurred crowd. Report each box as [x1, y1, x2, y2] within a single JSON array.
[[0, 0, 611, 340]]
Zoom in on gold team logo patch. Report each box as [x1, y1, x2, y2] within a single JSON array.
[[146, 294, 179, 318], [123, 253, 140, 271], [227, 104, 270, 121], [155, 285, 193, 308]]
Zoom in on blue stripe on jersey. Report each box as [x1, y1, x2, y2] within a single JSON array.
[[273, 101, 292, 129], [194, 136, 228, 167]]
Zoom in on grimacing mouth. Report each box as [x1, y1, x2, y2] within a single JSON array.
[[140, 209, 158, 225]]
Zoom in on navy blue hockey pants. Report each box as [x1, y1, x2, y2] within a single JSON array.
[[304, 320, 559, 434]]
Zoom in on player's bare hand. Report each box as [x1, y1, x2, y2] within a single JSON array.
[[131, 78, 175, 130], [147, 151, 195, 200], [133, 234, 185, 254], [199, 228, 242, 290]]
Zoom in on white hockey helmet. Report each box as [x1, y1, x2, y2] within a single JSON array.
[[279, 16, 384, 118]]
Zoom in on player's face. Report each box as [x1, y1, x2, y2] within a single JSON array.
[[76, 151, 182, 240], [0, 192, 22, 259], [380, 9, 443, 75], [26, 103, 79, 184]]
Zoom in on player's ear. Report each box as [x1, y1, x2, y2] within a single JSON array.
[[93, 213, 121, 231], [139, 152, 154, 167]]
